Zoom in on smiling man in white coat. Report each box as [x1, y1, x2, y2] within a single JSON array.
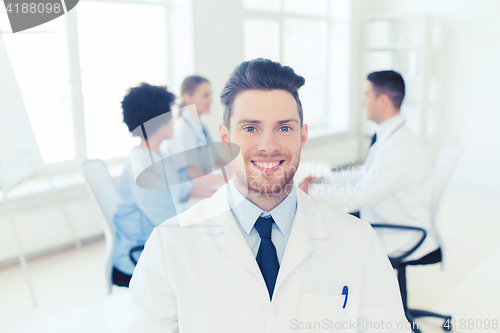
[[129, 60, 412, 332], [300, 70, 438, 262]]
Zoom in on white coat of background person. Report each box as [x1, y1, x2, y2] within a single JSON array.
[[129, 60, 411, 333], [161, 75, 230, 193], [300, 70, 438, 261]]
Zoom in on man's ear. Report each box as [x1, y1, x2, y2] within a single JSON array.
[[380, 93, 392, 108], [300, 124, 308, 150], [219, 123, 231, 152]]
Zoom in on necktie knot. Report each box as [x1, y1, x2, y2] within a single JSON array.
[[254, 216, 273, 239]]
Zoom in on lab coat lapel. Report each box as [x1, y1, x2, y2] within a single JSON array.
[[274, 189, 328, 293], [180, 184, 263, 278], [218, 211, 263, 279], [364, 116, 406, 167], [184, 184, 329, 296]]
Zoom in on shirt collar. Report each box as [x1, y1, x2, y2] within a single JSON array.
[[227, 178, 297, 237], [376, 113, 404, 141]]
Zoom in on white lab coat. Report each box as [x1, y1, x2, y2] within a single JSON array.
[[160, 107, 219, 177], [129, 183, 411, 333], [309, 114, 438, 261]]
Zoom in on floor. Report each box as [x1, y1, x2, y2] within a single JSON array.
[[1, 188, 499, 333]]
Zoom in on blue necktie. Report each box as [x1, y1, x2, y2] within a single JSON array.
[[254, 216, 280, 300], [370, 133, 377, 147]]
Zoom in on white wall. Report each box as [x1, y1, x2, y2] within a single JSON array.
[[358, 0, 500, 197], [192, 0, 361, 167]]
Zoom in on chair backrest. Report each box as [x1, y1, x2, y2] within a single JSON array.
[[430, 142, 464, 248], [81, 159, 121, 294]]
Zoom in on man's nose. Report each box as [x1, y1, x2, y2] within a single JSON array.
[[257, 131, 280, 153]]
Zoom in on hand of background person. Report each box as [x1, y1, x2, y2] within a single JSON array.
[[299, 176, 323, 194]]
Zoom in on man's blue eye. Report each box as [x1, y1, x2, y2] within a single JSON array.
[[280, 126, 291, 132], [245, 126, 256, 132]]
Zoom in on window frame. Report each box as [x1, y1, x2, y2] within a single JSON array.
[[69, 0, 174, 171], [243, 0, 354, 143], [0, 0, 175, 175]]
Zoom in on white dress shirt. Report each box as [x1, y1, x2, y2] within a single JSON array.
[[309, 114, 438, 261], [227, 178, 297, 264]]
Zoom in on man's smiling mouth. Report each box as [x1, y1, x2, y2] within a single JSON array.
[[251, 160, 285, 169]]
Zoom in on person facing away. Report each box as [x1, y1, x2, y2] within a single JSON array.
[[161, 75, 230, 191], [129, 60, 411, 332], [300, 70, 438, 261], [111, 83, 195, 288]]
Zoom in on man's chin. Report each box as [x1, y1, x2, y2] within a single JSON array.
[[248, 179, 292, 195]]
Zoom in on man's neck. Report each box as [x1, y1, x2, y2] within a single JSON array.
[[234, 178, 292, 212], [376, 110, 399, 125]]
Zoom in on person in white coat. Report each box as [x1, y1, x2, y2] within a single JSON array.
[[161, 76, 230, 193], [300, 70, 438, 261], [129, 60, 412, 332]]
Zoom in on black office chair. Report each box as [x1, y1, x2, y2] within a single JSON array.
[[371, 224, 452, 333], [129, 245, 145, 266], [370, 142, 464, 332]]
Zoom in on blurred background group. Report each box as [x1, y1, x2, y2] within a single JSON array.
[[0, 0, 499, 332]]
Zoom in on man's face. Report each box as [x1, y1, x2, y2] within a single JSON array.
[[220, 90, 308, 196], [362, 81, 381, 123]]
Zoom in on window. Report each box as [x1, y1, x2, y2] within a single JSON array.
[[0, 10, 75, 164], [243, 0, 351, 136], [0, 0, 193, 167], [77, 2, 168, 160]]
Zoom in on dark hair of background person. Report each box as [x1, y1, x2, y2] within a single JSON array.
[[220, 58, 305, 130], [367, 70, 406, 110], [121, 82, 176, 136], [179, 75, 210, 109]]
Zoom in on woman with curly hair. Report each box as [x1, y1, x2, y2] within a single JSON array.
[[112, 82, 213, 287]]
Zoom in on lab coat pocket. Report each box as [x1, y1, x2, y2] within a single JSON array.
[[298, 293, 359, 332]]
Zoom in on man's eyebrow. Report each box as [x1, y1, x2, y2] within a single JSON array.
[[236, 119, 261, 125], [235, 118, 299, 125], [277, 119, 299, 125]]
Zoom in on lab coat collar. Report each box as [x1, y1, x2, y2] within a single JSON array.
[[177, 182, 328, 240], [175, 183, 230, 232], [227, 178, 297, 238], [175, 181, 329, 298], [375, 113, 404, 142], [181, 108, 205, 139]]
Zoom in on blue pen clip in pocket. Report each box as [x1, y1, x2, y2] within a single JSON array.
[[342, 286, 348, 309]]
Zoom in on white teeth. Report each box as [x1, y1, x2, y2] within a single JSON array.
[[254, 161, 280, 168]]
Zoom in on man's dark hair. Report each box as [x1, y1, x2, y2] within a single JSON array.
[[221, 58, 305, 129], [121, 82, 176, 136], [367, 70, 405, 109]]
